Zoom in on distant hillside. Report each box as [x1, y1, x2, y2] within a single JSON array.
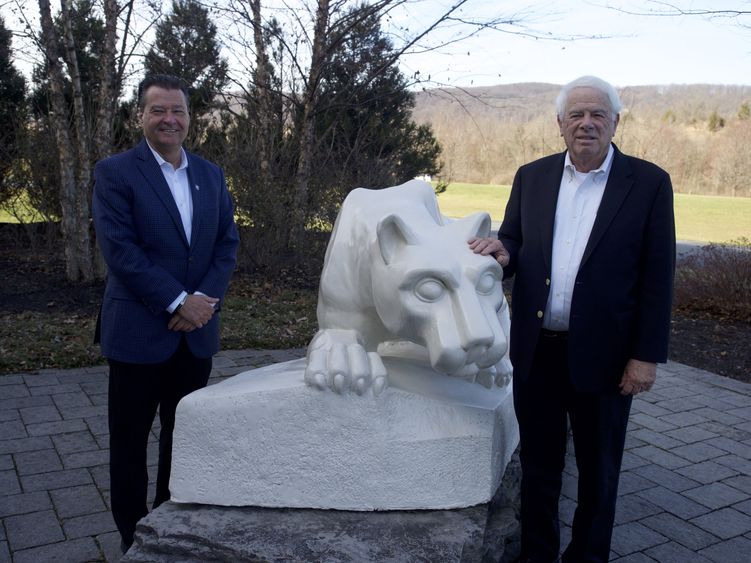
[[412, 83, 561, 124], [413, 83, 751, 124], [411, 83, 751, 196]]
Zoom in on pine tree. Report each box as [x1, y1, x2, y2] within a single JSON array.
[[708, 111, 725, 132], [296, 7, 441, 227], [144, 0, 228, 145], [221, 2, 442, 269], [310, 7, 441, 217], [0, 16, 27, 197], [738, 101, 750, 121]]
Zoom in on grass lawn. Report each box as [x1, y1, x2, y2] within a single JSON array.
[[673, 193, 751, 243], [0, 191, 48, 223], [0, 312, 102, 374], [0, 209, 29, 223], [437, 182, 750, 244]]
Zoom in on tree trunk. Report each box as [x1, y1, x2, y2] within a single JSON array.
[[38, 0, 93, 282], [59, 0, 94, 281], [290, 0, 330, 252], [89, 0, 120, 278], [251, 0, 272, 185], [250, 0, 292, 262], [94, 0, 118, 163]]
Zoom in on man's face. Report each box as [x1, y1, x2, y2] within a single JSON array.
[[557, 87, 619, 172], [140, 86, 190, 156]]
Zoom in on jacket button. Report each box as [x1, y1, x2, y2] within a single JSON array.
[[537, 311, 543, 319], [545, 278, 550, 286]]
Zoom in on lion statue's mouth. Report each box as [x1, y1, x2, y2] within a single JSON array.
[[446, 363, 481, 379], [377, 340, 506, 385]]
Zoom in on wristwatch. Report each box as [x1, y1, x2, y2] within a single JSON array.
[[174, 294, 188, 313]]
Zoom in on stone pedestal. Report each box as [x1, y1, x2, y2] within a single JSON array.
[[170, 357, 519, 511], [123, 450, 521, 563]]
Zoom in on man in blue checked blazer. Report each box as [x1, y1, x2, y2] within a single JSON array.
[[92, 74, 239, 551]]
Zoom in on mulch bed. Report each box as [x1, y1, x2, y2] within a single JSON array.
[[669, 312, 750, 383]]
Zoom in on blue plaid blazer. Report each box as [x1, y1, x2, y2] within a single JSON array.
[[92, 139, 239, 363]]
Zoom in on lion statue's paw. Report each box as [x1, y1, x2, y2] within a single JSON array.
[[493, 357, 513, 388], [474, 369, 496, 389], [473, 358, 513, 389], [305, 329, 388, 395]]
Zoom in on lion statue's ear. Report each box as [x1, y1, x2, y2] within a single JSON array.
[[449, 211, 492, 240], [377, 214, 418, 265]]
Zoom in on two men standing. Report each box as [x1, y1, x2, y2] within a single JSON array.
[[92, 71, 673, 560], [472, 75, 675, 562], [92, 74, 239, 550]]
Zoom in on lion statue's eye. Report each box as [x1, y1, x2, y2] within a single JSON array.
[[476, 271, 497, 295], [415, 279, 445, 302]]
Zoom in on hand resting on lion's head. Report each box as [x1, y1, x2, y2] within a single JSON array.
[[305, 180, 513, 395]]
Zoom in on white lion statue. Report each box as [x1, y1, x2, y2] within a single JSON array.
[[305, 179, 513, 396], [170, 179, 519, 510]]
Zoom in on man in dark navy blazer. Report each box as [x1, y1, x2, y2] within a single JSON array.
[[471, 76, 675, 562], [92, 74, 239, 550]]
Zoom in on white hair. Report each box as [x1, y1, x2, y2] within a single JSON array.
[[555, 76, 622, 119]]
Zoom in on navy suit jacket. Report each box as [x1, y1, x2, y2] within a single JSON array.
[[93, 139, 239, 363], [499, 145, 675, 392]]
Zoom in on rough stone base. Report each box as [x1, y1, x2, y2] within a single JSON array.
[[123, 450, 521, 563]]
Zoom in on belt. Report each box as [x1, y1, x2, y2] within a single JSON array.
[[541, 328, 568, 339]]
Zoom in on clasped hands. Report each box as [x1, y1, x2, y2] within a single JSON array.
[[168, 294, 219, 332]]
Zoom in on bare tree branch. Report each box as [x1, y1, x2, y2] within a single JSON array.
[[606, 1, 750, 22]]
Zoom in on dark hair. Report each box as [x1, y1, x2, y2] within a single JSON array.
[[137, 74, 190, 110]]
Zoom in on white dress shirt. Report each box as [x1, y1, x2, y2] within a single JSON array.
[[147, 142, 193, 241], [543, 145, 615, 331], [146, 142, 193, 313]]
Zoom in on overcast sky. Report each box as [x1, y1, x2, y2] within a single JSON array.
[[394, 0, 751, 88]]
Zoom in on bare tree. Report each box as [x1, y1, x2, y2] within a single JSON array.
[[215, 0, 535, 264], [19, 0, 144, 280], [93, 0, 119, 162], [37, 0, 93, 281]]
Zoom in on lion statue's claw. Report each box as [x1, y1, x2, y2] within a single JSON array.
[[305, 330, 388, 395]]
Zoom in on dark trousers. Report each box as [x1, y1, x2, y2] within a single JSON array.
[[107, 338, 212, 547], [514, 331, 632, 563]]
